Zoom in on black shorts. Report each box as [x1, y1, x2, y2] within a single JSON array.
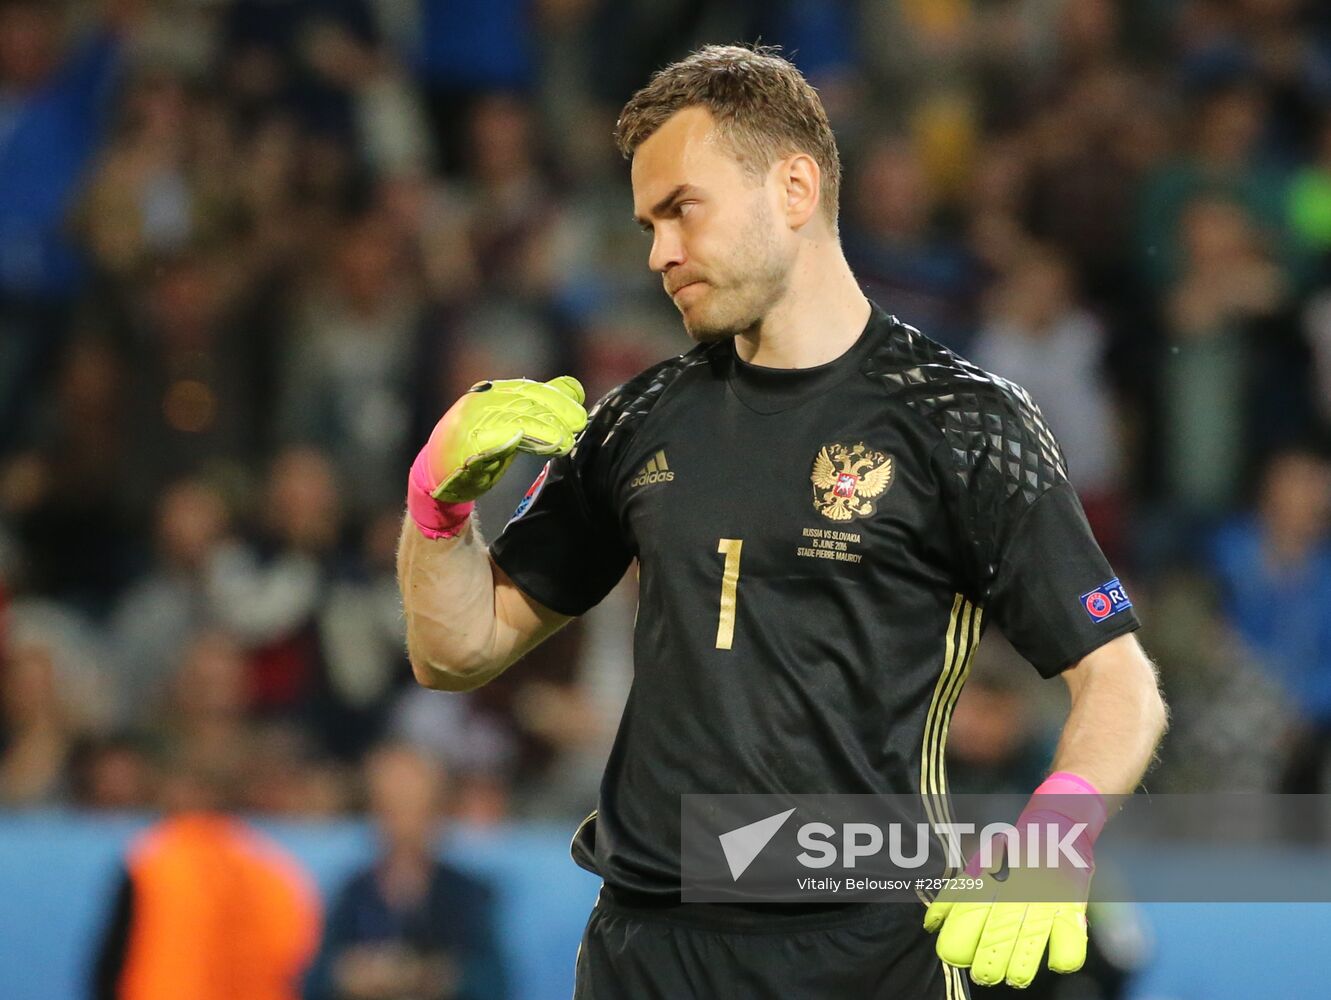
[[574, 886, 970, 1000]]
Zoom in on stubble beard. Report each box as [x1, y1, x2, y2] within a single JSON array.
[[679, 203, 791, 344]]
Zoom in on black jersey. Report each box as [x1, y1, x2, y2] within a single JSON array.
[[490, 303, 1139, 896]]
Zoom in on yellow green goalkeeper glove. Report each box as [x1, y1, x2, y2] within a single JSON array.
[[407, 376, 587, 537], [924, 892, 1089, 988], [923, 771, 1106, 988]]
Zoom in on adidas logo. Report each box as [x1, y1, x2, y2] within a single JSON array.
[[631, 450, 675, 488]]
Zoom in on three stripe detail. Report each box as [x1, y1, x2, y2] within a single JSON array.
[[920, 594, 984, 893], [921, 594, 983, 997]]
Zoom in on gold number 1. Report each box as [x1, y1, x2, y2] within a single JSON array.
[[716, 538, 743, 650]]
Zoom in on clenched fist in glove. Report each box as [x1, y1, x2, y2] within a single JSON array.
[[407, 376, 588, 539]]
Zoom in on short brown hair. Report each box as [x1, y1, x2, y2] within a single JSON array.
[[615, 44, 842, 227]]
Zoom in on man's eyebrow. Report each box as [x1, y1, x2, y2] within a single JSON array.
[[633, 184, 694, 228]]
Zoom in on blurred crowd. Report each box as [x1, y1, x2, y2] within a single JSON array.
[[3, 0, 1331, 840]]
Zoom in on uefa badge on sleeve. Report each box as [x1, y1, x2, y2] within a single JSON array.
[[1080, 578, 1132, 622]]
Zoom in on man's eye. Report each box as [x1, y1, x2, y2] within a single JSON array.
[[678, 201, 696, 217]]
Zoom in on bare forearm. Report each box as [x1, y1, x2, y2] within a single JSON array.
[[397, 514, 569, 691], [396, 516, 508, 690], [1051, 635, 1169, 795]]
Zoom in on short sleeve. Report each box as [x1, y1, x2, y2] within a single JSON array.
[[934, 380, 1139, 676], [984, 482, 1139, 676], [489, 407, 633, 617]]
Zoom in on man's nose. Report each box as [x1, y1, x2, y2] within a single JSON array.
[[649, 226, 685, 274]]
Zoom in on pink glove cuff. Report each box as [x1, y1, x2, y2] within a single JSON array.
[[961, 772, 1105, 877], [1034, 770, 1103, 800], [1025, 771, 1108, 844], [407, 446, 473, 540]]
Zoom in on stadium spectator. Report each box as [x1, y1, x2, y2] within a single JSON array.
[[412, 0, 537, 175], [112, 248, 269, 519], [206, 447, 343, 726], [1143, 570, 1290, 794], [964, 134, 1037, 277], [90, 757, 321, 1000], [0, 0, 127, 454], [456, 92, 588, 316], [1183, 0, 1331, 165], [1158, 195, 1313, 517], [154, 630, 252, 801], [389, 683, 519, 825], [0, 600, 114, 804], [971, 249, 1125, 554], [1021, 63, 1164, 325], [843, 137, 980, 351], [68, 732, 159, 811], [1210, 447, 1331, 792], [79, 67, 234, 281], [311, 507, 418, 759], [237, 721, 353, 818], [946, 665, 1057, 798], [1138, 81, 1288, 291], [305, 743, 508, 1000], [107, 476, 232, 720], [278, 209, 425, 516], [219, 0, 381, 146], [390, 628, 617, 826], [1, 333, 136, 612]]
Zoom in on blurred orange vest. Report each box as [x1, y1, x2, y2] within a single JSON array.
[[118, 813, 320, 1000]]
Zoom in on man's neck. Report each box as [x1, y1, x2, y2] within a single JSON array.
[[733, 245, 870, 369]]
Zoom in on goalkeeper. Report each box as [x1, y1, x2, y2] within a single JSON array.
[[397, 44, 1168, 999]]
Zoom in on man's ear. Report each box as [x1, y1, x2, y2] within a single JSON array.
[[779, 153, 822, 229]]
